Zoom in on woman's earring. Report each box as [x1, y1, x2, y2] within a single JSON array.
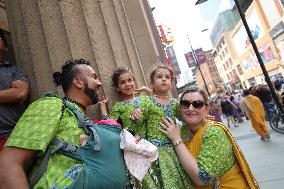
[[202, 115, 207, 125], [204, 114, 215, 121]]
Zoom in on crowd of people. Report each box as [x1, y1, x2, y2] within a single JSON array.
[[0, 28, 265, 189], [207, 84, 275, 142]]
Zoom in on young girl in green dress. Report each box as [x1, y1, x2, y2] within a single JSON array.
[[131, 65, 193, 189], [99, 67, 151, 136]]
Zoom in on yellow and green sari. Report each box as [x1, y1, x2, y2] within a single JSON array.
[[185, 120, 260, 189]]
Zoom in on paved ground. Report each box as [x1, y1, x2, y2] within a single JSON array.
[[223, 117, 284, 189]]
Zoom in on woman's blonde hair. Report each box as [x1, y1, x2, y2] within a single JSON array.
[[180, 86, 209, 105]]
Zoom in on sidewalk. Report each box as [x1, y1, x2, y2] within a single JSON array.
[[226, 119, 284, 189]]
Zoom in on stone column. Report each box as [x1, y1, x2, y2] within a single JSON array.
[[5, 0, 165, 117]]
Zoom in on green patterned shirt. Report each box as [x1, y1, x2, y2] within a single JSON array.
[[6, 97, 85, 189], [197, 125, 235, 183]]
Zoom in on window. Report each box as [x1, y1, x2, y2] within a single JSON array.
[[248, 78, 256, 86], [225, 47, 229, 54], [222, 51, 225, 58], [226, 61, 229, 68], [227, 74, 230, 80], [237, 64, 243, 75], [228, 58, 233, 65]]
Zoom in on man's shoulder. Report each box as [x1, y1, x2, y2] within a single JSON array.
[[7, 64, 26, 72], [3, 64, 29, 81], [29, 96, 64, 110]]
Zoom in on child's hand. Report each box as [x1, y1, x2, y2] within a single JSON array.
[[134, 87, 145, 96], [98, 96, 108, 106], [130, 108, 142, 121], [135, 134, 141, 144], [134, 86, 153, 96], [79, 134, 88, 146]]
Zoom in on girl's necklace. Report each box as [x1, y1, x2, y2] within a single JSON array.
[[153, 95, 170, 100], [123, 97, 136, 104]]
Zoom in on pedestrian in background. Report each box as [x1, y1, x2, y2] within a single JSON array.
[[221, 95, 239, 128], [230, 95, 244, 123], [209, 98, 222, 122], [255, 84, 272, 121], [274, 80, 283, 109], [240, 89, 270, 141], [0, 30, 29, 151]]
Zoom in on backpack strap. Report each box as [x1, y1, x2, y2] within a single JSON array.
[[63, 100, 100, 150], [29, 137, 69, 187], [62, 100, 92, 135], [29, 137, 81, 187]]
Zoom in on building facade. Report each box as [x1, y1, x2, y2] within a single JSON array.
[[195, 62, 214, 94], [210, 0, 284, 91], [233, 0, 284, 88], [204, 50, 223, 93]]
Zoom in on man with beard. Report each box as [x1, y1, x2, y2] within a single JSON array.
[[0, 30, 29, 151], [0, 59, 102, 189]]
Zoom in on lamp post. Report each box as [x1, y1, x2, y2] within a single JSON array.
[[196, 0, 283, 113], [187, 35, 210, 95]]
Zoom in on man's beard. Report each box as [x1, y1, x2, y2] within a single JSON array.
[[83, 82, 99, 105]]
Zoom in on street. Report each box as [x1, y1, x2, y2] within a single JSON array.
[[226, 118, 284, 189]]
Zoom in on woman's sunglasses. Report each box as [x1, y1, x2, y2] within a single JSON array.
[[180, 100, 206, 110]]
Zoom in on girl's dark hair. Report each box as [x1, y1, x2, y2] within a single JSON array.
[[243, 89, 250, 96], [180, 86, 209, 105], [275, 83, 282, 90], [111, 67, 134, 87], [150, 64, 174, 83], [53, 58, 90, 92]]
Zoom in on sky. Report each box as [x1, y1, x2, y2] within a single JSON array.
[[148, 0, 234, 86]]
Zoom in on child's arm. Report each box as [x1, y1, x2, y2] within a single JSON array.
[[98, 96, 109, 119], [134, 86, 153, 96]]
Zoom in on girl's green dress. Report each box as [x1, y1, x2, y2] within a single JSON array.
[[111, 95, 193, 189]]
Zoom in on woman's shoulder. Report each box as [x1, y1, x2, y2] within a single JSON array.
[[202, 122, 233, 149], [204, 121, 228, 138]]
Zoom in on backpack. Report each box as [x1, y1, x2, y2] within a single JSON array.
[[29, 93, 127, 189]]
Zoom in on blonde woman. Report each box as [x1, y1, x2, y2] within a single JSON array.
[[160, 87, 260, 189]]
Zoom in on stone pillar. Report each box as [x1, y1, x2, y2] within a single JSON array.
[[5, 0, 165, 117]]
